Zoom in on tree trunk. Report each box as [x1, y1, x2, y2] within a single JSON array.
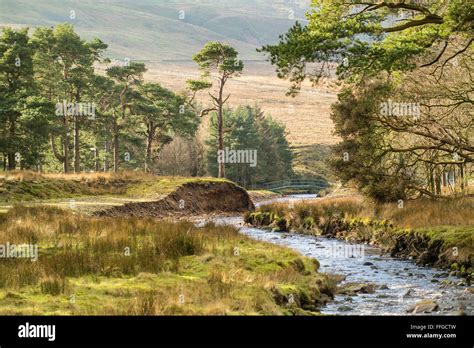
[[94, 147, 100, 172], [73, 90, 82, 173], [217, 107, 225, 178], [428, 166, 435, 194], [435, 170, 442, 195], [63, 135, 70, 173], [7, 116, 16, 170], [73, 114, 80, 173], [459, 163, 465, 191], [50, 135, 67, 171], [145, 122, 155, 173], [63, 114, 70, 173], [217, 76, 226, 178], [7, 152, 15, 170], [113, 119, 119, 173], [104, 140, 109, 172]]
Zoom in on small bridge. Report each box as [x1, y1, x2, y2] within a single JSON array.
[[255, 178, 329, 193]]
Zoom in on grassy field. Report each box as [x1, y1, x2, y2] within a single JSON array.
[[0, 171, 280, 216], [0, 206, 332, 315]]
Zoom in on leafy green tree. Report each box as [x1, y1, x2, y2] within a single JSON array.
[[207, 105, 293, 186], [192, 42, 244, 178], [82, 74, 116, 172], [135, 83, 199, 172], [106, 62, 147, 172], [261, 0, 473, 92], [256, 111, 294, 183], [261, 0, 473, 200], [329, 84, 413, 202], [31, 24, 107, 173], [0, 28, 54, 170]]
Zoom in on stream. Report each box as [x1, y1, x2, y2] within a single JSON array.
[[206, 194, 473, 315]]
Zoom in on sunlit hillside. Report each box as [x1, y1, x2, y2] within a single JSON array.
[[0, 0, 311, 61]]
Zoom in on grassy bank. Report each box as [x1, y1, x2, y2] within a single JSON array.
[[0, 171, 231, 203], [245, 196, 474, 278], [247, 190, 281, 203], [0, 171, 237, 215], [0, 206, 333, 315]]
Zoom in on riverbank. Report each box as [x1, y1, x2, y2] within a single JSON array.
[[244, 196, 474, 280], [95, 181, 255, 218], [0, 171, 260, 216], [0, 205, 334, 315], [0, 171, 238, 203]]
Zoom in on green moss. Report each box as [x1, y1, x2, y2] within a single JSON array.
[[412, 226, 473, 247]]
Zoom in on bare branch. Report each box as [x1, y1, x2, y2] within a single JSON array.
[[420, 40, 448, 68]]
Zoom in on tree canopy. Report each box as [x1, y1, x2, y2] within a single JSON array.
[[207, 105, 293, 187], [261, 0, 473, 201], [0, 25, 202, 174], [191, 42, 244, 178]]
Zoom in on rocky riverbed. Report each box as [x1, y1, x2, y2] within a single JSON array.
[[206, 195, 473, 315]]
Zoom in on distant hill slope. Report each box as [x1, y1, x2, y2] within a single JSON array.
[[0, 0, 310, 62]]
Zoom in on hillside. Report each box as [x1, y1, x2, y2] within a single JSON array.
[[0, 0, 310, 61]]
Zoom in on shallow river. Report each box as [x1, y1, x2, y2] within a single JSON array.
[[208, 195, 473, 315]]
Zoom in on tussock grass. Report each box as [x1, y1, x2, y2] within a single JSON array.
[[0, 206, 330, 315], [255, 196, 473, 229], [373, 198, 474, 228], [0, 170, 154, 182], [0, 206, 206, 279], [40, 275, 69, 296]]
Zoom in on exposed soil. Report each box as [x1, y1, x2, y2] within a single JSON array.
[[95, 181, 255, 218]]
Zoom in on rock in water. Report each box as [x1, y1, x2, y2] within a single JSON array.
[[407, 300, 439, 314], [338, 305, 354, 312], [337, 282, 377, 295]]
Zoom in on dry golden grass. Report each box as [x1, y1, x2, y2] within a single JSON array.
[[372, 198, 474, 228], [249, 196, 474, 271], [258, 195, 474, 229], [0, 170, 154, 182]]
